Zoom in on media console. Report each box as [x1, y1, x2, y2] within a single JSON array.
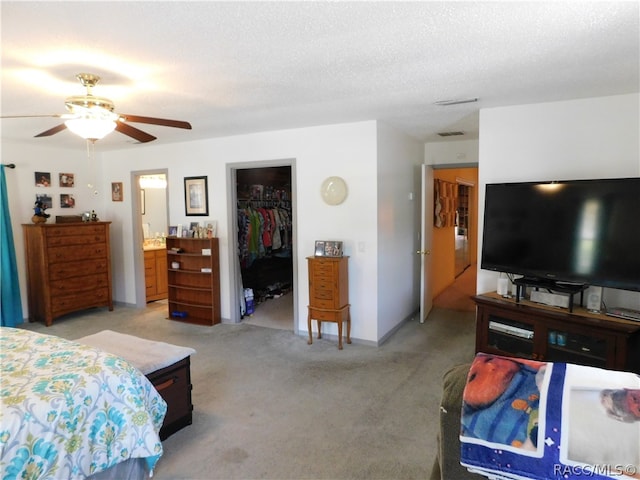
[[474, 293, 640, 373]]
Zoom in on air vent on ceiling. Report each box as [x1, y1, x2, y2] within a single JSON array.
[[437, 131, 465, 137], [434, 98, 478, 106]]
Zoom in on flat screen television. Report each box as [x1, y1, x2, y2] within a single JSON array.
[[481, 177, 640, 292]]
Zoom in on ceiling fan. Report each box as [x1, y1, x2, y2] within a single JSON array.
[[2, 73, 192, 143]]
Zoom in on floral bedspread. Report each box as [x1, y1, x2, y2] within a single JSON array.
[[0, 327, 167, 479]]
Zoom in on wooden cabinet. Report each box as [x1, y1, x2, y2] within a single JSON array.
[[144, 248, 168, 302], [22, 222, 113, 326], [474, 293, 640, 373], [307, 256, 351, 349], [146, 357, 193, 440], [166, 236, 220, 326]]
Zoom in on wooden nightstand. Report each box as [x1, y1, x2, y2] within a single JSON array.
[[307, 256, 351, 349]]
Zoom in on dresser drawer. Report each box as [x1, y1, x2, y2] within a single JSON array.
[[47, 233, 107, 247], [311, 298, 337, 309], [45, 224, 106, 238], [312, 261, 334, 273], [49, 259, 109, 280], [48, 244, 109, 262], [312, 277, 334, 289], [308, 307, 341, 321], [51, 288, 110, 316], [312, 287, 334, 300], [49, 273, 110, 294]]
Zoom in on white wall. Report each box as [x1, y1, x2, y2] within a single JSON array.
[[424, 138, 479, 166], [477, 93, 640, 309], [3, 142, 105, 316], [376, 122, 424, 340], [2, 120, 426, 343], [97, 121, 383, 341]]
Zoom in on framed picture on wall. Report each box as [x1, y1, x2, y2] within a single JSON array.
[[60, 194, 75, 208], [59, 173, 75, 187], [184, 176, 209, 216], [35, 194, 52, 209], [35, 172, 51, 187], [111, 182, 123, 202]]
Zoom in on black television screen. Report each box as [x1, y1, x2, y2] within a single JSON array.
[[481, 177, 640, 291]]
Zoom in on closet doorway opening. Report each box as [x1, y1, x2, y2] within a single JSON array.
[[230, 163, 296, 331]]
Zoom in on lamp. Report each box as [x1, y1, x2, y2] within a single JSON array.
[[65, 116, 117, 141]]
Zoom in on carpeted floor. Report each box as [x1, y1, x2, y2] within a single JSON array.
[[18, 296, 476, 479]]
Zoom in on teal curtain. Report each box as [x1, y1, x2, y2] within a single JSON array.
[[1, 164, 23, 326]]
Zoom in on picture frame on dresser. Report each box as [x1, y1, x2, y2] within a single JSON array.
[[315, 240, 343, 257], [184, 176, 209, 216]]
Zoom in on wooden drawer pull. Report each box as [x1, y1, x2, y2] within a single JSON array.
[[155, 376, 178, 391]]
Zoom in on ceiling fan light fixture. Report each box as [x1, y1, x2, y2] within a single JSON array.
[[65, 117, 117, 140]]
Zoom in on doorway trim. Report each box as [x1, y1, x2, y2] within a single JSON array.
[[226, 159, 298, 334], [130, 168, 170, 308]]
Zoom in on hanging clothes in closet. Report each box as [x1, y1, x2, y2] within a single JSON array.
[[237, 200, 292, 269]]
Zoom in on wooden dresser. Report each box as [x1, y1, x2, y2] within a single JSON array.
[[22, 222, 113, 326], [307, 256, 351, 349]]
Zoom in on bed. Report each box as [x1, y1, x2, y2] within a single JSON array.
[[0, 327, 167, 479]]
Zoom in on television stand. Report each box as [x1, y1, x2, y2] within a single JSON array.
[[513, 277, 588, 313], [473, 293, 640, 372]]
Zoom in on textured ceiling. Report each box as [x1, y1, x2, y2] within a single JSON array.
[[1, 1, 638, 151]]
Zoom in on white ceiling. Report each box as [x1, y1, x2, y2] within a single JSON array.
[[1, 1, 638, 151]]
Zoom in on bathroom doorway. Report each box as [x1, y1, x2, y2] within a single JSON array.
[[131, 169, 169, 309]]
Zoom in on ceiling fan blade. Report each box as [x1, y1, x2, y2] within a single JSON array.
[[119, 114, 192, 130], [115, 121, 157, 143], [35, 123, 68, 137], [1, 114, 63, 119]]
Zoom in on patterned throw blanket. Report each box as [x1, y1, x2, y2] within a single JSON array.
[[0, 327, 167, 479], [461, 353, 640, 480]]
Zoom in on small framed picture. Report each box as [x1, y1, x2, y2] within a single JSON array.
[[206, 221, 217, 238], [60, 194, 75, 208], [36, 193, 52, 209], [184, 176, 209, 216], [35, 172, 51, 187], [315, 240, 343, 257], [111, 182, 123, 202], [59, 173, 75, 187], [168, 226, 178, 236]]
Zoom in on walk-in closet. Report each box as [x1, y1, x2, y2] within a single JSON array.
[[236, 166, 293, 329]]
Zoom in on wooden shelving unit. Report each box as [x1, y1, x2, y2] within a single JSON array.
[[166, 236, 220, 326]]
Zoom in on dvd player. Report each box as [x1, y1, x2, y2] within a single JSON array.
[[606, 307, 640, 322], [489, 321, 534, 339]]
